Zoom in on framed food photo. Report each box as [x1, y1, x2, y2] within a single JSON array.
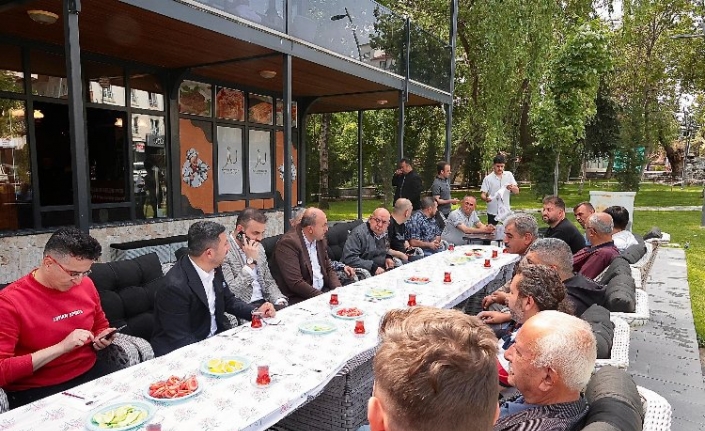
[[179, 80, 212, 117], [248, 130, 272, 194], [217, 126, 244, 195], [216, 87, 245, 121]]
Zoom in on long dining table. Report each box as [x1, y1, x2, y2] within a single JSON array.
[[0, 245, 518, 431]]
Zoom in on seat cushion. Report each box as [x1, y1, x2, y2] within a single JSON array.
[[580, 304, 614, 359], [599, 256, 632, 285], [621, 244, 647, 265], [582, 365, 643, 431], [604, 274, 636, 313]]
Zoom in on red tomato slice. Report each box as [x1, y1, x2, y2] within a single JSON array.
[[186, 377, 198, 391]]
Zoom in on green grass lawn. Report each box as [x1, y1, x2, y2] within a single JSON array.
[[320, 183, 705, 343]]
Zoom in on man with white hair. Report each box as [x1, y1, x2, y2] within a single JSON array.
[[573, 212, 619, 279], [495, 310, 596, 431], [342, 207, 395, 276]]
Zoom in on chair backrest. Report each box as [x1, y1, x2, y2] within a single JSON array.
[[261, 233, 283, 263], [604, 273, 636, 313], [90, 252, 164, 342], [326, 220, 363, 262], [582, 365, 644, 431]]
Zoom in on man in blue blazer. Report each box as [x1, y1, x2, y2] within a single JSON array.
[[152, 221, 275, 356]]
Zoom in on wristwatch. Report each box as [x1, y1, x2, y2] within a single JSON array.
[[246, 257, 257, 266]]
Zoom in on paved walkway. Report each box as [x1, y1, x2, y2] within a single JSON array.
[[629, 246, 705, 429]]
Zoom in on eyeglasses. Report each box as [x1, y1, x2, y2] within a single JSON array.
[[47, 255, 92, 278], [371, 217, 390, 225]]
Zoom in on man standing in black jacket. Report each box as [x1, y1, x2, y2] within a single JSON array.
[[392, 158, 423, 210]]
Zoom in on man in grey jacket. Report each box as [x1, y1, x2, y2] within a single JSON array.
[[342, 208, 395, 276], [221, 208, 288, 309]]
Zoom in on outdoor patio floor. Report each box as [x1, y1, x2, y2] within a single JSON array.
[[629, 246, 705, 430]]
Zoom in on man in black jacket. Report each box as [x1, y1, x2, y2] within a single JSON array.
[[392, 158, 423, 210], [524, 238, 606, 316], [152, 221, 275, 356]]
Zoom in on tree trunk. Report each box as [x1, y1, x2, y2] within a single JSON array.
[[553, 152, 560, 196], [318, 113, 331, 210], [605, 154, 614, 179], [663, 143, 684, 183]]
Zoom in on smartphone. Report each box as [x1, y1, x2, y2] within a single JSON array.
[[100, 324, 127, 341]]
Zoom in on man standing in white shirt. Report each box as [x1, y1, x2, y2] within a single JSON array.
[[480, 155, 519, 225], [222, 208, 289, 310]]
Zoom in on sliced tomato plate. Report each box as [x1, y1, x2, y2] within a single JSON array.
[[144, 375, 202, 404]]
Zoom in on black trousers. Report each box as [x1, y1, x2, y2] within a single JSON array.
[[7, 358, 114, 409], [487, 214, 499, 226]]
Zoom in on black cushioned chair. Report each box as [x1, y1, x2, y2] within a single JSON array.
[[261, 234, 283, 272], [581, 365, 644, 431], [326, 220, 363, 262], [89, 252, 164, 361], [597, 256, 632, 285]]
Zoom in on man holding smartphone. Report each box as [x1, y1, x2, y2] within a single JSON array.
[[222, 208, 288, 309], [0, 228, 117, 408], [152, 221, 275, 356]]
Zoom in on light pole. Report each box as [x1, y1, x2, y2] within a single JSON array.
[[331, 7, 362, 62]]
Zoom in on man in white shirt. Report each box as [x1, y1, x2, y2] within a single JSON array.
[[442, 195, 495, 245], [152, 221, 275, 356], [222, 208, 289, 309], [480, 155, 519, 225], [603, 205, 638, 251]]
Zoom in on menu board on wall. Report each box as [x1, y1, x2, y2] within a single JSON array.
[[248, 129, 271, 194], [216, 87, 245, 121], [217, 126, 243, 195]]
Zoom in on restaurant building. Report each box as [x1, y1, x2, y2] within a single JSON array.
[[0, 0, 454, 282]]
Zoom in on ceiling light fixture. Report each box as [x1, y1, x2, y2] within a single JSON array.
[[27, 10, 59, 25], [376, 99, 389, 105], [259, 70, 277, 79], [33, 110, 44, 120], [114, 118, 123, 127]]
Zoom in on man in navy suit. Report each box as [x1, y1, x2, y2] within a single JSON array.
[[151, 221, 275, 356]]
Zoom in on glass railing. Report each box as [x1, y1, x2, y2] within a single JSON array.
[[179, 0, 451, 92]]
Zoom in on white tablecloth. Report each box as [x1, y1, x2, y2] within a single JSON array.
[[0, 245, 518, 431]]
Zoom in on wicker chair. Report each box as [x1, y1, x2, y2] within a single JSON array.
[[611, 289, 650, 327], [639, 386, 673, 431], [595, 316, 630, 370], [0, 334, 141, 413]]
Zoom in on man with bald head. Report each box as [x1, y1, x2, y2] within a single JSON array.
[[495, 310, 595, 430], [272, 207, 341, 304], [572, 212, 619, 279], [342, 208, 395, 275], [442, 195, 495, 246]]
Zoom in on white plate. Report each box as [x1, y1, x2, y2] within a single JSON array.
[[404, 277, 432, 284], [143, 379, 202, 404], [86, 400, 154, 431], [200, 355, 251, 378], [330, 306, 366, 320], [298, 321, 337, 335], [365, 288, 395, 299]]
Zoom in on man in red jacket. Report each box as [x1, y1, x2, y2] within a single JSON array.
[[0, 228, 117, 409]]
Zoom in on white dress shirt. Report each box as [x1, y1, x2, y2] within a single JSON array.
[[189, 256, 217, 337], [236, 245, 264, 302], [303, 235, 324, 290]]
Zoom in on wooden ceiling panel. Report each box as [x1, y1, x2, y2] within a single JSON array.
[[0, 0, 442, 112]]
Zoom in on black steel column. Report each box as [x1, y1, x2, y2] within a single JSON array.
[[63, 0, 90, 232], [445, 0, 458, 161], [357, 110, 363, 220], [283, 54, 293, 231], [397, 91, 405, 160]]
